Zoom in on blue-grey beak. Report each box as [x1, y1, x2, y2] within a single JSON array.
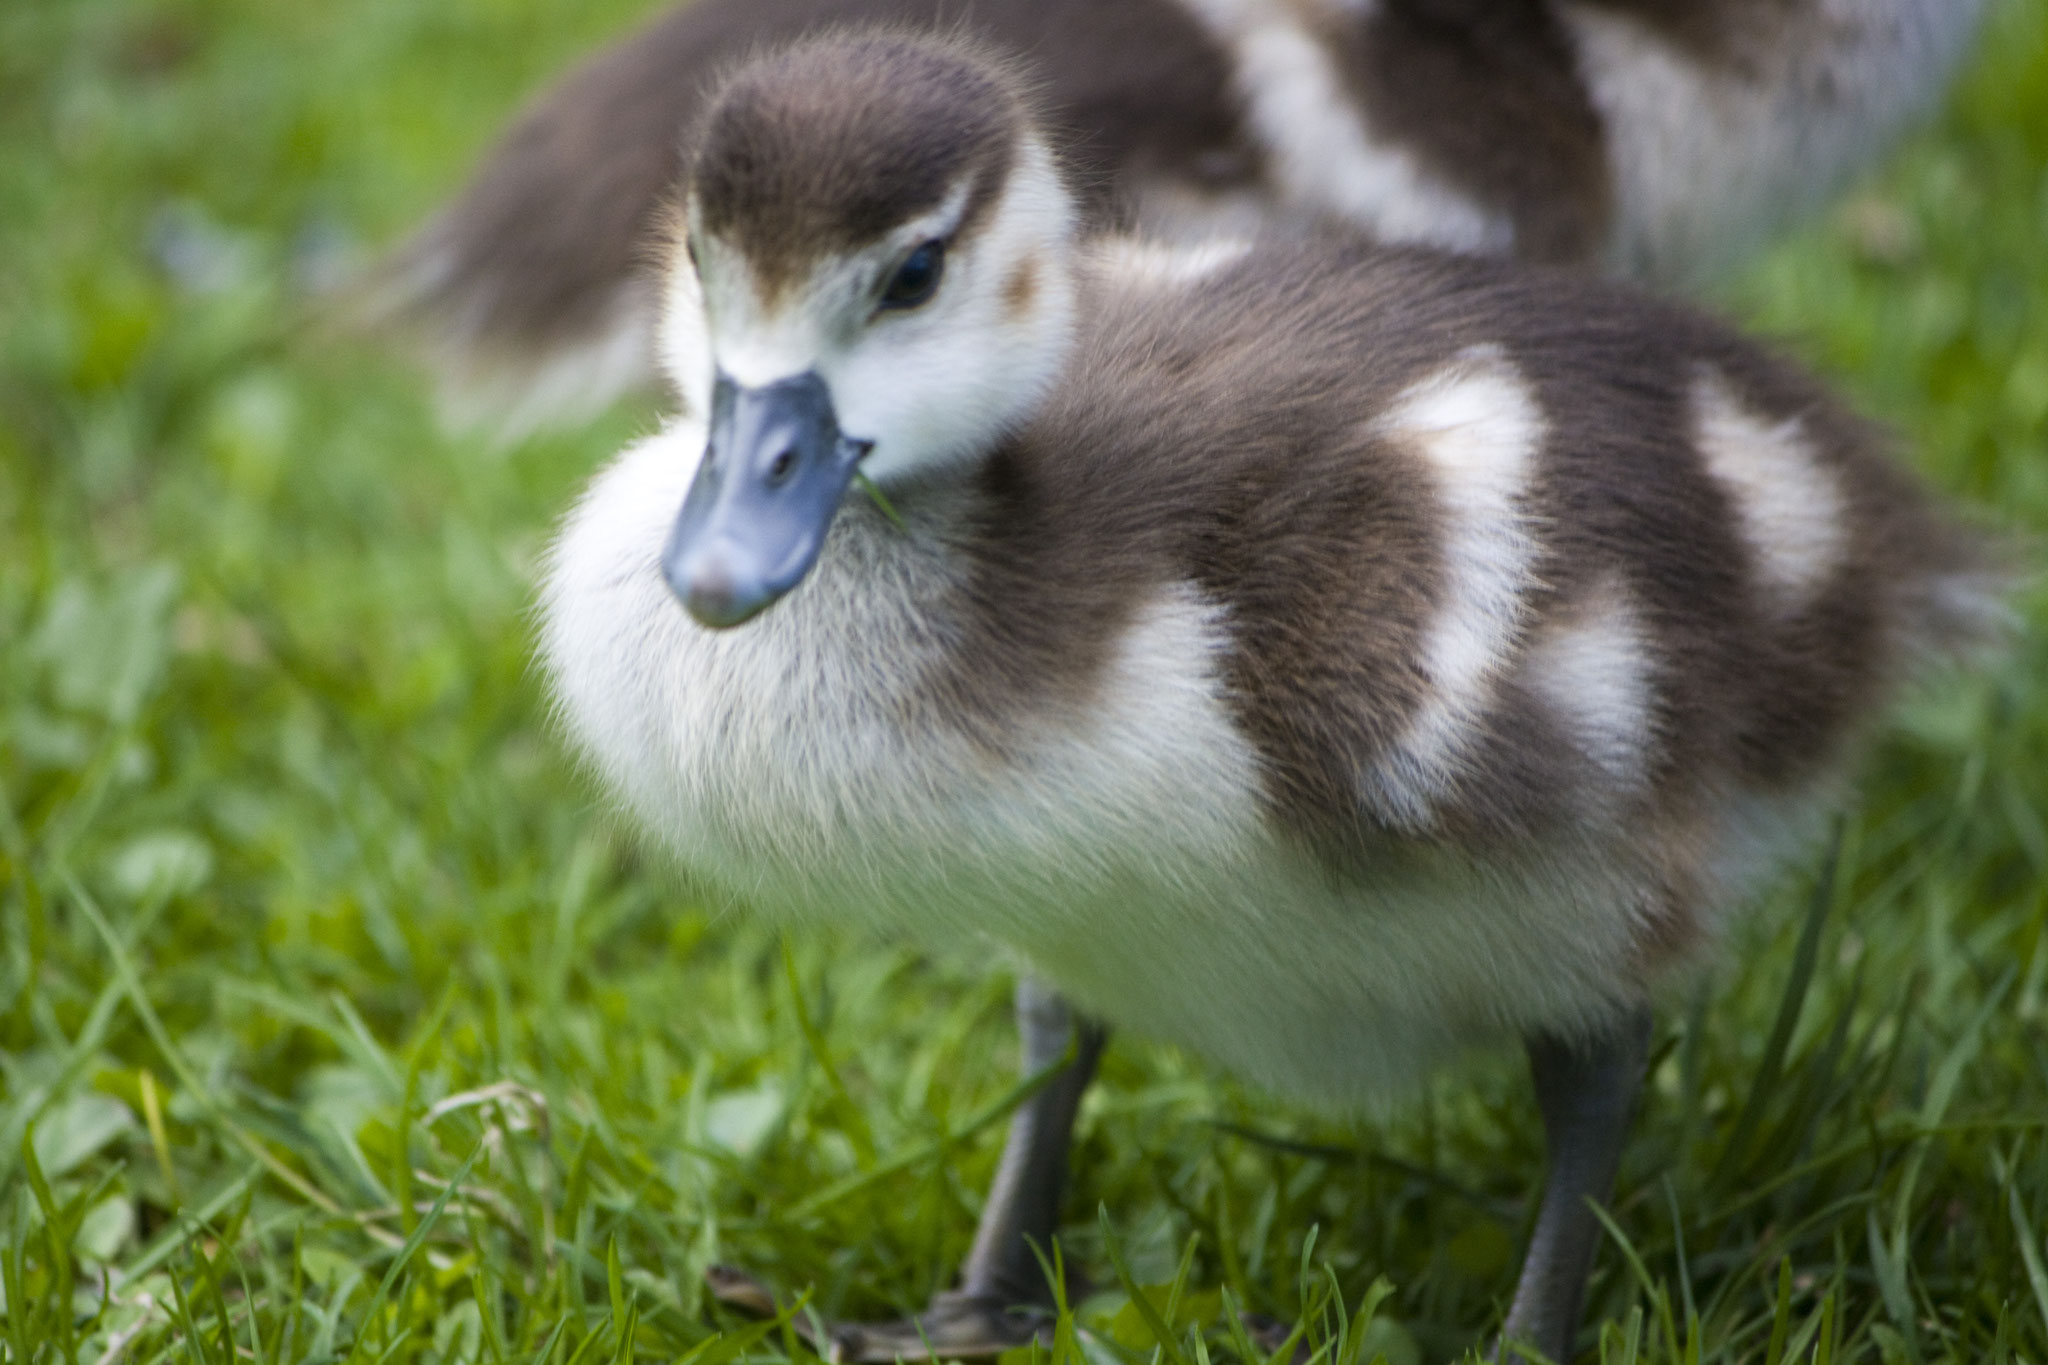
[[663, 370, 872, 628]]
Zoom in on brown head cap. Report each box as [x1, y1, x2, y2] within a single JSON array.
[[689, 32, 1028, 299]]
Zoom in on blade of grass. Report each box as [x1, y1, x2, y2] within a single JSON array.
[[1998, 1145, 2048, 1337], [781, 938, 876, 1165], [0, 896, 169, 1190], [1713, 834, 1841, 1186], [2, 1204, 34, 1365], [65, 871, 370, 1229], [21, 1121, 79, 1364], [529, 1316, 571, 1365], [788, 1028, 1076, 1220], [118, 1163, 264, 1286], [853, 470, 909, 533], [1098, 1204, 1191, 1365], [346, 1138, 485, 1362], [1587, 1200, 1678, 1363], [1764, 1258, 1794, 1365]]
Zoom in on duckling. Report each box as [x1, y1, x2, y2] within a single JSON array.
[[387, 0, 1985, 435], [539, 32, 2000, 1363]]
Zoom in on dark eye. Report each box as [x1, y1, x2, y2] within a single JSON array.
[[880, 240, 945, 310]]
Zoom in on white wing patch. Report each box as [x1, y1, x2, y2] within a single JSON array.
[[1692, 369, 1847, 606], [1524, 577, 1655, 793], [1178, 0, 1514, 254], [1091, 235, 1254, 290], [1364, 346, 1544, 827]]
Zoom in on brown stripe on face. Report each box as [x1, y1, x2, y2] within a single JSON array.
[[1328, 0, 1611, 264], [691, 33, 1023, 302]]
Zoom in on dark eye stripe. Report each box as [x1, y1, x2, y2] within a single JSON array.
[[879, 239, 945, 311]]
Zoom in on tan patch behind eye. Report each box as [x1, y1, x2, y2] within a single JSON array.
[[1003, 256, 1038, 318]]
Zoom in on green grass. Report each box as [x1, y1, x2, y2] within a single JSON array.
[[3, 0, 2047, 1360]]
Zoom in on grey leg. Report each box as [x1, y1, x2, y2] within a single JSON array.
[[1497, 1006, 1653, 1364], [708, 977, 1107, 1362], [954, 977, 1110, 1304]]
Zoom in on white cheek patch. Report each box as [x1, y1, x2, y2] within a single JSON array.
[[1692, 369, 1847, 607], [1179, 0, 1513, 254], [828, 139, 1080, 483], [1524, 577, 1656, 793], [1363, 345, 1544, 828]]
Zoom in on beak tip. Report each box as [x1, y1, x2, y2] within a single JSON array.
[[665, 546, 772, 630], [686, 597, 761, 630]]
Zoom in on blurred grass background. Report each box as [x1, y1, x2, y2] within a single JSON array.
[[2, 0, 2046, 1360]]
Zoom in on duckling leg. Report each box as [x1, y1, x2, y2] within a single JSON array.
[[708, 978, 1107, 1361], [955, 978, 1109, 1306], [1497, 1006, 1653, 1364]]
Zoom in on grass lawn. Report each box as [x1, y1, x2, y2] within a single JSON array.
[[3, 0, 2047, 1360]]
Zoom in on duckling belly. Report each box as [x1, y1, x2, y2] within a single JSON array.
[[1003, 846, 1650, 1109], [686, 772, 1648, 1110]]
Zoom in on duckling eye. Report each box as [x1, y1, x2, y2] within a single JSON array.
[[879, 240, 945, 311]]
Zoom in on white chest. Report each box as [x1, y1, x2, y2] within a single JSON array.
[[541, 428, 1268, 928]]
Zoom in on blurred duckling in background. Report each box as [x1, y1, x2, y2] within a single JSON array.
[[538, 33, 2005, 1363], [385, 0, 1986, 436]]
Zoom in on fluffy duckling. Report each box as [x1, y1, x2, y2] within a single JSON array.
[[539, 32, 1998, 1363], [389, 0, 1985, 434]]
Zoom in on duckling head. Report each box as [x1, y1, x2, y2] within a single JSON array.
[[659, 32, 1079, 628]]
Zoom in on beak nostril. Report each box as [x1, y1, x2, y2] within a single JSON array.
[[766, 448, 797, 486]]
